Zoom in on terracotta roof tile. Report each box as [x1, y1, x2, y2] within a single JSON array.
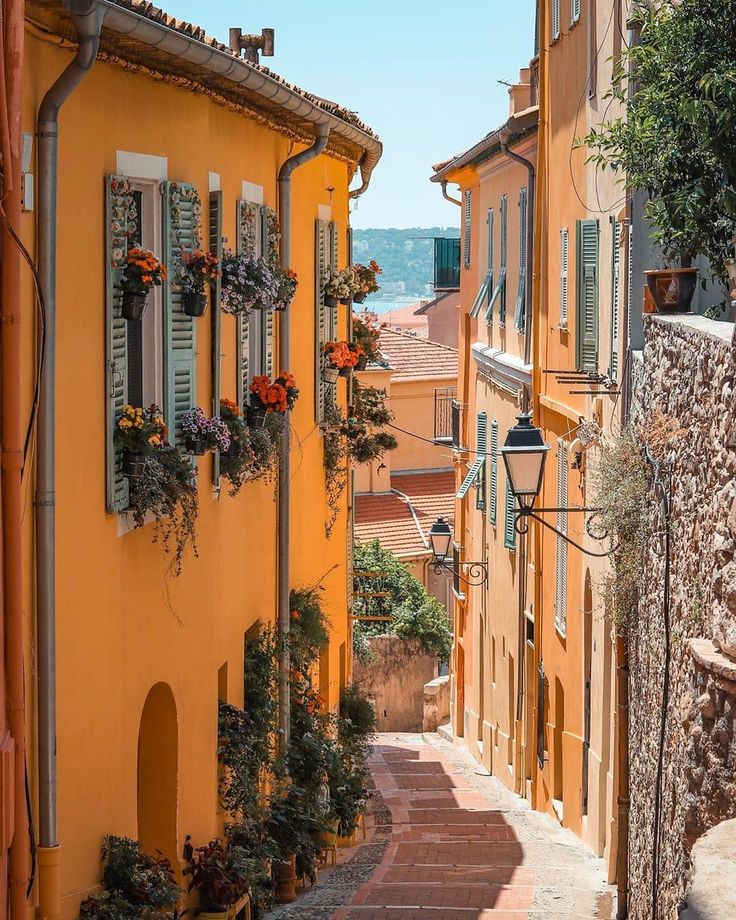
[[378, 329, 458, 380], [354, 471, 455, 558]]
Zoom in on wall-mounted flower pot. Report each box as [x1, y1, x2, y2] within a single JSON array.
[[340, 297, 353, 306], [248, 407, 269, 430], [644, 268, 697, 314], [122, 451, 147, 479], [273, 854, 297, 904], [338, 366, 352, 378], [221, 439, 240, 459], [185, 436, 207, 456], [182, 291, 208, 317], [322, 365, 340, 385], [353, 292, 367, 305], [355, 355, 368, 371], [122, 291, 148, 322], [324, 294, 339, 308]]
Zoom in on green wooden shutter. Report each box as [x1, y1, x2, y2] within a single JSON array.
[[105, 174, 133, 512], [499, 195, 508, 325], [163, 181, 199, 446], [560, 227, 569, 328], [262, 205, 276, 378], [235, 200, 255, 409], [489, 419, 499, 526], [463, 190, 472, 269], [475, 412, 487, 512], [328, 221, 339, 340], [576, 219, 599, 373], [210, 190, 223, 486], [315, 219, 328, 423], [609, 217, 621, 382], [514, 186, 528, 332], [504, 479, 516, 550], [555, 441, 568, 635], [485, 208, 495, 323]]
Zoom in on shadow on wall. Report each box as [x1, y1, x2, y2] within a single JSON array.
[[354, 636, 438, 732]]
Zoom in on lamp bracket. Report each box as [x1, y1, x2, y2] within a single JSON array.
[[513, 507, 617, 558], [431, 560, 489, 587]]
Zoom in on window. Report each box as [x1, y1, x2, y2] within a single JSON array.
[[555, 441, 568, 635], [504, 479, 516, 551], [588, 0, 598, 98], [469, 208, 494, 320], [552, 0, 561, 40], [489, 419, 499, 526], [560, 227, 569, 329], [514, 186, 528, 332], [210, 190, 224, 488], [498, 195, 508, 325], [609, 217, 621, 382], [571, 0, 581, 26], [475, 413, 487, 512], [463, 190, 472, 269], [576, 219, 599, 373], [314, 218, 338, 424]]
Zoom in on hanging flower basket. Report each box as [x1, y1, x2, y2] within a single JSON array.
[[323, 364, 340, 385], [353, 292, 367, 305], [339, 366, 352, 378], [185, 435, 207, 456], [249, 373, 300, 417], [248, 407, 270, 430], [221, 250, 278, 316], [181, 407, 231, 455], [353, 260, 382, 302], [114, 405, 167, 477], [323, 340, 363, 381], [323, 267, 358, 307], [355, 354, 368, 371], [122, 450, 147, 479], [644, 268, 697, 314], [182, 291, 208, 318], [273, 265, 298, 312], [120, 248, 167, 323], [178, 250, 219, 318]]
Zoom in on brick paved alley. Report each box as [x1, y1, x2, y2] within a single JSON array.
[[334, 733, 616, 920]]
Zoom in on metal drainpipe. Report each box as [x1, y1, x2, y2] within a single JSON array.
[[36, 5, 103, 918], [441, 180, 462, 207], [499, 136, 536, 743], [276, 124, 330, 750]]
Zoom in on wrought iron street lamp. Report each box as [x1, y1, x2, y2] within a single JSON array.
[[428, 517, 489, 587], [501, 413, 615, 558]]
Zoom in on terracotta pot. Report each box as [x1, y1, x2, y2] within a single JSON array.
[[355, 355, 368, 371], [182, 290, 208, 317], [324, 294, 339, 308], [121, 291, 148, 321], [644, 268, 697, 314], [274, 854, 297, 904], [353, 292, 367, 304], [121, 451, 147, 479], [185, 435, 207, 456], [322, 365, 340, 385]]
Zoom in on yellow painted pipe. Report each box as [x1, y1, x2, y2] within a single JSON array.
[[37, 846, 62, 920]]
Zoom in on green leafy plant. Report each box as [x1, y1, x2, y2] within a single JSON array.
[[352, 315, 383, 363], [183, 839, 248, 913], [289, 586, 330, 666], [583, 0, 736, 282]]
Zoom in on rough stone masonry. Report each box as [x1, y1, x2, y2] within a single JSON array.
[[629, 314, 736, 919]]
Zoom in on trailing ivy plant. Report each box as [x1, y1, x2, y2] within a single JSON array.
[[583, 0, 736, 281]]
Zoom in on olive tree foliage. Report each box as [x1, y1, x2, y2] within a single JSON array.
[[584, 0, 736, 280]]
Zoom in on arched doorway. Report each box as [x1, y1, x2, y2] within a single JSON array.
[[137, 683, 178, 866]]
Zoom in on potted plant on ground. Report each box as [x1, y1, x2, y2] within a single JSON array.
[[352, 260, 382, 304], [322, 341, 363, 383], [184, 839, 250, 920], [120, 248, 167, 321], [114, 404, 167, 478], [179, 249, 220, 317], [181, 407, 231, 456], [249, 373, 299, 428], [272, 264, 298, 312], [352, 315, 382, 369], [644, 267, 698, 314], [221, 250, 278, 316], [323, 267, 358, 307]]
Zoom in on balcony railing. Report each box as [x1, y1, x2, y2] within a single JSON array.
[[434, 386, 457, 443], [434, 237, 461, 291]]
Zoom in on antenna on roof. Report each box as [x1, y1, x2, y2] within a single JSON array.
[[229, 28, 275, 64]]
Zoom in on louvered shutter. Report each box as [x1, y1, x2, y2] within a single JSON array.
[[262, 205, 277, 378], [609, 217, 621, 382], [499, 195, 508, 326], [210, 190, 223, 486], [475, 412, 487, 512], [489, 419, 499, 526], [105, 175, 133, 512], [560, 228, 569, 328], [571, 0, 580, 24], [329, 221, 339, 339], [514, 186, 528, 331], [235, 200, 256, 409], [504, 479, 516, 550], [485, 208, 495, 324], [552, 0, 561, 39], [163, 182, 199, 446], [576, 220, 599, 373], [315, 219, 328, 423], [555, 442, 568, 635], [463, 191, 472, 269]]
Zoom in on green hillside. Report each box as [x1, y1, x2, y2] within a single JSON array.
[[352, 227, 460, 299]]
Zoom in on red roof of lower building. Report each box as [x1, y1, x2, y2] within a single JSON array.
[[354, 470, 455, 558]]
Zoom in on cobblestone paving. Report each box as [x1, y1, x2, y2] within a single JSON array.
[[266, 732, 616, 920]]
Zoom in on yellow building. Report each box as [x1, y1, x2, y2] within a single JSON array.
[[14, 2, 381, 918]]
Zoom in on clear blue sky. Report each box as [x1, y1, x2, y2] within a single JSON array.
[[164, 0, 537, 229]]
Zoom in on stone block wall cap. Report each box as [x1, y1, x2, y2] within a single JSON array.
[[648, 313, 733, 344], [689, 637, 736, 684]]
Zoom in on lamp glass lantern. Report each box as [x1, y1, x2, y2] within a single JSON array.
[[501, 413, 550, 510], [429, 517, 453, 565]]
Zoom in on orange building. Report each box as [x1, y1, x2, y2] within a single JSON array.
[[11, 3, 381, 918]]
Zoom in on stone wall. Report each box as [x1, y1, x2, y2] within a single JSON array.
[[353, 636, 438, 732], [422, 674, 450, 732], [629, 314, 736, 919]]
